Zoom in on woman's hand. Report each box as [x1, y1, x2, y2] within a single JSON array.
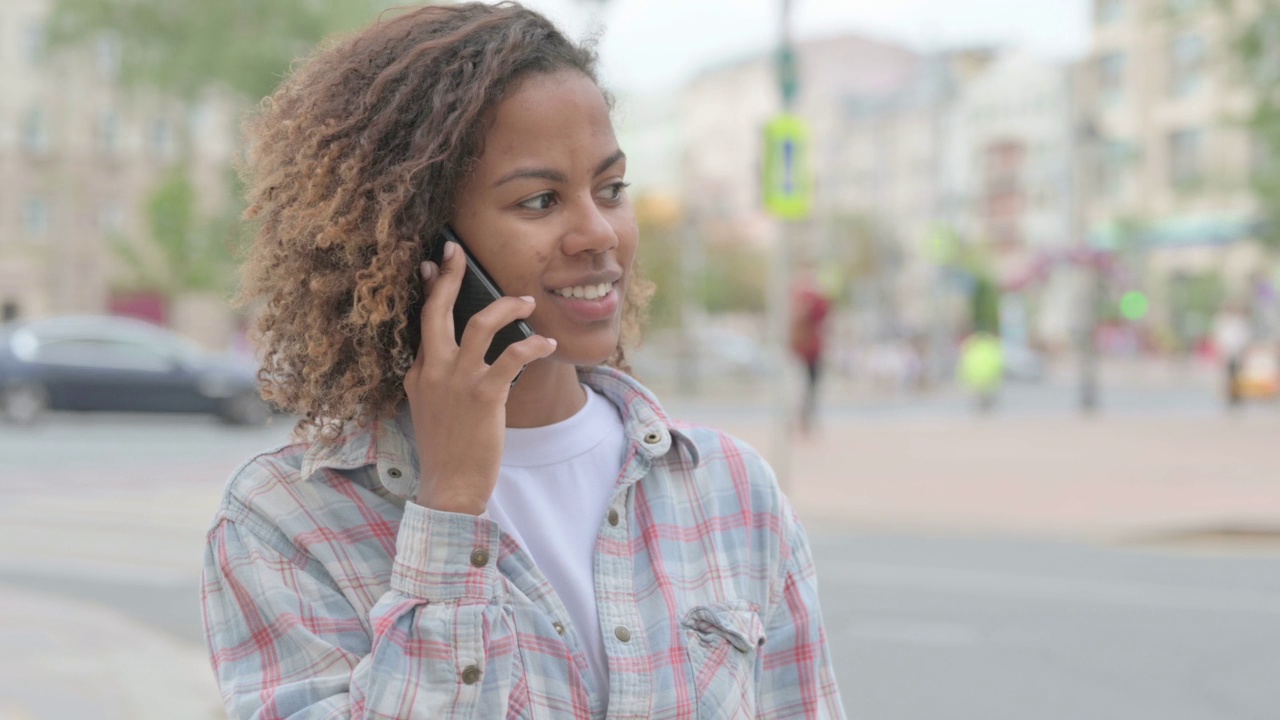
[[404, 240, 557, 515]]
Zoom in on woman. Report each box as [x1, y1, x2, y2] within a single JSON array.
[[201, 3, 844, 718]]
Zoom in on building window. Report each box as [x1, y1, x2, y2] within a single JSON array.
[[99, 111, 121, 155], [96, 32, 122, 80], [23, 21, 46, 65], [24, 197, 50, 238], [101, 201, 124, 235], [1169, 129, 1203, 188], [1100, 140, 1134, 202], [1170, 33, 1205, 96], [149, 117, 175, 161], [23, 108, 50, 155], [1098, 52, 1126, 106], [1098, 0, 1124, 24]]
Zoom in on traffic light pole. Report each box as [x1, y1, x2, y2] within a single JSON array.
[[768, 0, 796, 492]]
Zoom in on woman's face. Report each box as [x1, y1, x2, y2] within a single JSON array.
[[451, 69, 637, 367]]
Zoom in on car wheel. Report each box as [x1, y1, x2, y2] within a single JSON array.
[[2, 382, 49, 426], [219, 392, 272, 427]]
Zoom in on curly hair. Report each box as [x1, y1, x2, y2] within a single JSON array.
[[233, 1, 653, 444]]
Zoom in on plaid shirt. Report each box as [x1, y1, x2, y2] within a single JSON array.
[[202, 366, 845, 719]]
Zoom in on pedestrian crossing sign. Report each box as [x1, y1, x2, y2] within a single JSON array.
[[763, 113, 812, 221]]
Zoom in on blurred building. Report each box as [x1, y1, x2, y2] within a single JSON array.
[[678, 35, 1004, 342], [942, 53, 1083, 348], [0, 0, 234, 337], [1085, 0, 1266, 347], [827, 49, 995, 338], [679, 34, 923, 249]]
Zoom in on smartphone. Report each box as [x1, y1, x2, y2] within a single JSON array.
[[425, 225, 536, 373]]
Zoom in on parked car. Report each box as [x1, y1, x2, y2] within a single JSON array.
[[0, 315, 272, 426]]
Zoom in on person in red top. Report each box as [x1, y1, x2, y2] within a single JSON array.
[[790, 264, 832, 436]]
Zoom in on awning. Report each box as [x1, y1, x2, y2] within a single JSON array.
[[1089, 214, 1258, 250]]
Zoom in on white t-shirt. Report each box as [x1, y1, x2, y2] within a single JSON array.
[[485, 384, 627, 703]]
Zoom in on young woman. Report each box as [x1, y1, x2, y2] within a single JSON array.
[[201, 3, 845, 718]]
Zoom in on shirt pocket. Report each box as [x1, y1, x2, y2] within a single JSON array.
[[682, 600, 767, 720]]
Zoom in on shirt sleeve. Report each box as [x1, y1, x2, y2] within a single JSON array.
[[754, 507, 847, 719], [201, 500, 515, 719]]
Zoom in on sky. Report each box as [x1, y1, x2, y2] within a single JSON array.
[[516, 0, 1093, 95]]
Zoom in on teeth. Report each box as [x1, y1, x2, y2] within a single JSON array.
[[556, 282, 613, 300]]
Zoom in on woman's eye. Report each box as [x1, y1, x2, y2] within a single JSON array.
[[519, 192, 556, 211], [599, 182, 630, 202]]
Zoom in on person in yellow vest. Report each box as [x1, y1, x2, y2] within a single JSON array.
[[958, 331, 1004, 413]]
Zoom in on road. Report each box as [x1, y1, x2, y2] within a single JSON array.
[[1, 383, 1277, 719]]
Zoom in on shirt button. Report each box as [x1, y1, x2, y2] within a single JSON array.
[[470, 549, 489, 568], [614, 626, 631, 643], [643, 432, 662, 445], [386, 467, 402, 479], [461, 665, 481, 685], [553, 622, 565, 635], [607, 509, 619, 526]]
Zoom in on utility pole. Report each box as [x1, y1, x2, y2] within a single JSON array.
[[1077, 119, 1100, 414], [766, 0, 800, 490]]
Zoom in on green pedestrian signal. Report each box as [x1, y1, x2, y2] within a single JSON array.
[[763, 113, 812, 221]]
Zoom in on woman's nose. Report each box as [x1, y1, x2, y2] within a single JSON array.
[[561, 197, 619, 255]]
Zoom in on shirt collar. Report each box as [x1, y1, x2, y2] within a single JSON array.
[[299, 365, 701, 500]]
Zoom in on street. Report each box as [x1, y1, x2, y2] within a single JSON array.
[[1, 377, 1278, 719]]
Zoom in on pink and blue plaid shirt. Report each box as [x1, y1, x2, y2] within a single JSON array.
[[201, 366, 845, 719]]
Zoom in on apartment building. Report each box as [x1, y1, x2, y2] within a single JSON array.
[[942, 53, 1083, 346], [1087, 0, 1266, 342], [0, 0, 234, 329], [678, 33, 924, 248]]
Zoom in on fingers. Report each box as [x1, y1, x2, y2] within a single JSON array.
[[488, 334, 559, 384], [457, 294, 537, 367], [420, 240, 464, 352]]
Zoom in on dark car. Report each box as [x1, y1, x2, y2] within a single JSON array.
[[0, 315, 272, 426]]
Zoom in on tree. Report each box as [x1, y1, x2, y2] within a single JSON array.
[[48, 0, 395, 299], [48, 0, 395, 103], [112, 166, 238, 297], [1218, 0, 1280, 252], [633, 194, 685, 329]]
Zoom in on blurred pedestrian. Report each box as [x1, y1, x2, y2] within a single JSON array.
[[958, 331, 1004, 413], [1213, 301, 1251, 407], [199, 4, 844, 719], [790, 262, 832, 436]]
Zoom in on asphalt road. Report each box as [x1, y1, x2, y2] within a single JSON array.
[[1, 393, 1277, 719]]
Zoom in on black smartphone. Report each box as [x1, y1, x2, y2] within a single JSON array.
[[426, 225, 536, 371]]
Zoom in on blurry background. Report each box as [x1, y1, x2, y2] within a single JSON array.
[[1, 0, 1279, 718]]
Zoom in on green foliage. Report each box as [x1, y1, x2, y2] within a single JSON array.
[[635, 219, 684, 329], [970, 274, 1001, 335], [701, 242, 768, 314], [1218, 0, 1280, 251], [113, 166, 237, 296], [48, 0, 396, 102], [49, 0, 392, 299]]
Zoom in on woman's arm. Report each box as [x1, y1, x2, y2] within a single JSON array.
[[754, 511, 846, 719], [202, 502, 514, 719]]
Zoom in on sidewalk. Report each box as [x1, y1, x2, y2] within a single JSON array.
[[718, 411, 1280, 543], [4, 401, 1278, 720], [0, 588, 222, 720]]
